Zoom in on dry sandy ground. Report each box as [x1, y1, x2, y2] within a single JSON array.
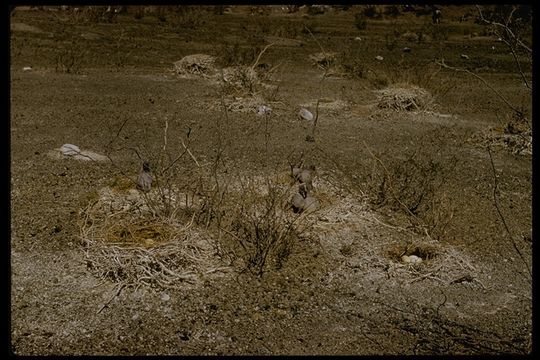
[[10, 6, 532, 355]]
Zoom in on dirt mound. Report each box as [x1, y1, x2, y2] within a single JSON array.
[[376, 84, 434, 111], [174, 54, 218, 78]]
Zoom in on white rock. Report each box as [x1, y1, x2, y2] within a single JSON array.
[[460, 54, 469, 59], [354, 37, 362, 41], [60, 143, 81, 156], [161, 293, 170, 302], [298, 108, 314, 121], [23, 66, 32, 71], [375, 55, 384, 61]]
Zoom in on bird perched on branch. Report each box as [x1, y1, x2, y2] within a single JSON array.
[[137, 162, 153, 192]]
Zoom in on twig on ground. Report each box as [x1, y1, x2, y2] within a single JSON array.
[[97, 283, 126, 314]]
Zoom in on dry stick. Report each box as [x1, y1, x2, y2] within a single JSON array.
[[476, 5, 532, 54], [97, 283, 126, 314], [305, 26, 330, 142], [476, 6, 531, 91], [154, 119, 169, 215], [250, 42, 276, 72], [180, 136, 200, 168], [487, 146, 531, 279], [104, 117, 144, 189], [437, 60, 516, 112]]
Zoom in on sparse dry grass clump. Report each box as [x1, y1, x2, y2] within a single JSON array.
[[364, 131, 458, 240], [376, 83, 434, 112], [78, 195, 217, 290], [194, 173, 316, 275]]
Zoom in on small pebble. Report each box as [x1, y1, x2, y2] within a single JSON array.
[[161, 293, 170, 302]]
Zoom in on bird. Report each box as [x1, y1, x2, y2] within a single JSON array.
[[137, 162, 153, 192], [291, 184, 319, 214], [292, 164, 315, 192]]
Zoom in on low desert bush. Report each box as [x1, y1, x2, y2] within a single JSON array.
[[354, 12, 367, 30], [55, 40, 86, 74], [203, 178, 311, 275], [365, 131, 458, 240]]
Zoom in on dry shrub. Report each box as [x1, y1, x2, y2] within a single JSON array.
[[376, 83, 434, 111], [198, 175, 316, 275], [218, 66, 261, 95], [366, 132, 458, 240]]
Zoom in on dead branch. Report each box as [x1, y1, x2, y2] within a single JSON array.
[[476, 6, 532, 91], [250, 42, 275, 72], [487, 146, 531, 279], [475, 5, 532, 54], [436, 59, 529, 129], [97, 283, 126, 314], [304, 26, 330, 142]]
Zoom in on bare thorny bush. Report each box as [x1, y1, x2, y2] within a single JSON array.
[[203, 175, 315, 276], [365, 143, 458, 240], [439, 5, 532, 279], [193, 98, 316, 275], [91, 87, 315, 280], [438, 6, 532, 132]]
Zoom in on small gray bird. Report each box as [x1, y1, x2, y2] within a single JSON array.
[[137, 162, 153, 192], [292, 164, 315, 192], [291, 185, 319, 214]]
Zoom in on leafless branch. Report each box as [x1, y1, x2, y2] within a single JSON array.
[[475, 5, 532, 91], [304, 26, 330, 142], [475, 5, 532, 54], [487, 146, 531, 279], [250, 42, 275, 72], [436, 59, 530, 128]]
